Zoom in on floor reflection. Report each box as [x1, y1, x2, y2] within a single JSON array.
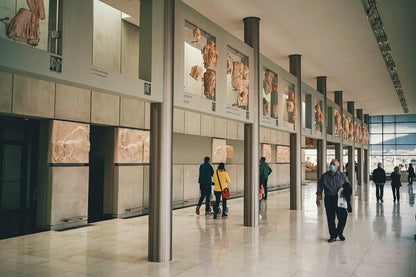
[[0, 182, 415, 276]]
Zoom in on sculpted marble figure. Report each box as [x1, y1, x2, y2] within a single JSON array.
[[7, 0, 45, 46], [362, 127, 369, 145], [231, 61, 244, 91], [315, 103, 323, 130], [348, 118, 354, 141], [343, 115, 349, 140], [263, 70, 274, 95], [203, 71, 215, 98], [334, 110, 342, 136], [203, 41, 218, 71], [354, 123, 361, 143], [50, 121, 90, 163]]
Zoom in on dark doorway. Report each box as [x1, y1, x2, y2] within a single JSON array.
[[0, 117, 40, 239], [88, 126, 113, 223]]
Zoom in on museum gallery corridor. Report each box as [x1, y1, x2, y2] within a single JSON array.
[[0, 183, 415, 277]]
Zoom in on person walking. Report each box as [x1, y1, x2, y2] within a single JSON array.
[[316, 159, 352, 242], [212, 163, 231, 219], [372, 163, 386, 202], [391, 166, 402, 203], [407, 163, 415, 186], [259, 157, 272, 200], [196, 156, 214, 215]]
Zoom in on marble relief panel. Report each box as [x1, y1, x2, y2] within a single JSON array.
[[49, 120, 90, 164], [276, 145, 290, 163], [262, 144, 272, 163], [114, 128, 150, 164], [212, 138, 226, 163]]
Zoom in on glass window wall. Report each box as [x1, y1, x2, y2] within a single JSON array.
[[369, 114, 416, 173]]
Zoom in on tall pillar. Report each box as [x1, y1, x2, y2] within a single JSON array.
[[243, 17, 260, 226], [144, 0, 173, 262], [347, 101, 355, 186], [289, 54, 302, 210], [364, 114, 370, 184], [356, 109, 363, 186], [316, 76, 327, 180], [334, 91, 343, 168]]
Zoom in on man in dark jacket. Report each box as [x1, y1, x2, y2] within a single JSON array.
[[316, 159, 351, 242], [259, 157, 272, 200], [372, 163, 386, 202], [196, 156, 214, 215]]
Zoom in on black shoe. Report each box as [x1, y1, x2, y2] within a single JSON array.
[[377, 199, 379, 202], [338, 234, 345, 241], [380, 199, 383, 203], [213, 214, 218, 219], [222, 213, 228, 217], [328, 237, 336, 243]]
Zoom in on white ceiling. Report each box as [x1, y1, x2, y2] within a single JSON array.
[[183, 0, 415, 116]]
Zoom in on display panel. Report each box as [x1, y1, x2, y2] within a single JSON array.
[[262, 68, 278, 118], [212, 138, 226, 163], [226, 46, 249, 110], [93, 0, 140, 76], [282, 79, 296, 124], [0, 0, 61, 53], [184, 21, 217, 100]]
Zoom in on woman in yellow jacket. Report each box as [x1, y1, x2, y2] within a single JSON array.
[[212, 163, 231, 219]]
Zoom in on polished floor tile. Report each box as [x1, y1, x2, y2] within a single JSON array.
[[0, 182, 415, 276]]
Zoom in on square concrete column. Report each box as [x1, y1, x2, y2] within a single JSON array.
[[243, 17, 260, 226], [356, 109, 363, 186], [334, 91, 343, 167], [289, 54, 302, 210], [141, 0, 173, 262], [347, 101, 355, 187], [316, 76, 327, 179]]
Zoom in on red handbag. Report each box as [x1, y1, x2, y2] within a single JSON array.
[[216, 170, 230, 199]]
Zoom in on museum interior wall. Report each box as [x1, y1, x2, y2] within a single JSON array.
[[0, 0, 368, 235]]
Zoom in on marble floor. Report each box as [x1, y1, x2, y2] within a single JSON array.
[[0, 182, 415, 277]]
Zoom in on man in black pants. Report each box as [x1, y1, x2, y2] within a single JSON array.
[[316, 159, 351, 242], [196, 156, 214, 215], [372, 162, 386, 202]]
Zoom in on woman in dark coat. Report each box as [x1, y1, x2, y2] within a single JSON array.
[[408, 163, 415, 186], [391, 166, 402, 203]]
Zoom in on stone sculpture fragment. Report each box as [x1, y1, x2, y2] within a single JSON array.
[[203, 41, 218, 71], [7, 0, 46, 46], [189, 65, 203, 81]]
